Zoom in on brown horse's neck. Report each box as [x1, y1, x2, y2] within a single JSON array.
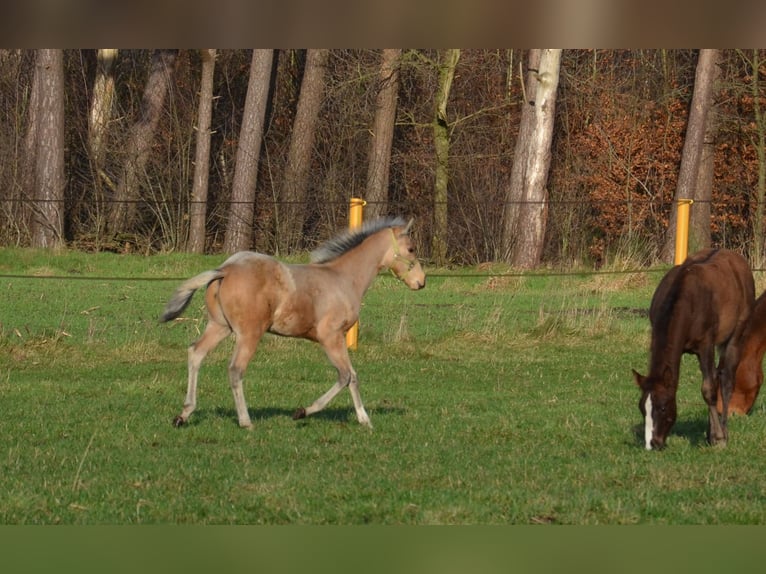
[[646, 303, 690, 391]]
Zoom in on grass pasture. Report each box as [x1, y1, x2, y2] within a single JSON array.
[[2, 247, 766, 525]]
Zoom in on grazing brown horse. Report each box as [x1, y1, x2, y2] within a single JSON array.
[[161, 216, 425, 429], [717, 290, 766, 415], [633, 248, 754, 450]]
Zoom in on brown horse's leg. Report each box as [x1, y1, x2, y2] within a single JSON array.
[[716, 339, 745, 441], [699, 346, 726, 446], [295, 334, 372, 427], [174, 320, 230, 427]]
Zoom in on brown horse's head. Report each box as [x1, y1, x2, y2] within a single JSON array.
[[387, 219, 426, 290], [633, 368, 677, 450]]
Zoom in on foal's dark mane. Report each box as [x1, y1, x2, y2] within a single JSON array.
[[310, 216, 407, 264]]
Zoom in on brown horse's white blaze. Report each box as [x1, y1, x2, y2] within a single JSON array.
[[642, 394, 654, 451], [633, 248, 754, 450], [160, 217, 425, 429]]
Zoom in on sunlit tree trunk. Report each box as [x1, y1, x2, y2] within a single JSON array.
[[276, 49, 328, 255], [107, 49, 177, 235], [365, 48, 401, 220], [661, 49, 720, 263], [503, 49, 561, 268], [89, 49, 118, 170], [89, 49, 118, 239], [432, 49, 460, 266], [223, 49, 273, 253], [29, 49, 65, 248], [187, 49, 216, 253]]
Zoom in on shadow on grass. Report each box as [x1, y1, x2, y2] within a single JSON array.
[[175, 404, 406, 427], [630, 416, 711, 449]]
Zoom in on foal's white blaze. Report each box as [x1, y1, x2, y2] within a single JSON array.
[[643, 394, 654, 450]]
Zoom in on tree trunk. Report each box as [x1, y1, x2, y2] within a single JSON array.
[[276, 49, 329, 255], [20, 49, 43, 240], [502, 50, 539, 261], [432, 49, 460, 266], [661, 49, 720, 262], [365, 48, 401, 220], [751, 50, 766, 266], [223, 49, 273, 253], [89, 49, 118, 170], [689, 51, 721, 254], [30, 49, 65, 248], [107, 49, 177, 236], [505, 49, 561, 269], [187, 49, 217, 253]]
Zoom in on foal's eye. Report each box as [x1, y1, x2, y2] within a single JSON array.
[[408, 247, 415, 253]]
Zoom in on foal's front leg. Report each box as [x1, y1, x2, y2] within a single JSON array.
[[293, 333, 372, 427]]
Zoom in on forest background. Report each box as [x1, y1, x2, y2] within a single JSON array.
[[3, 49, 765, 269]]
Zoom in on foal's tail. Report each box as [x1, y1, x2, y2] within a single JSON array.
[[160, 269, 224, 322]]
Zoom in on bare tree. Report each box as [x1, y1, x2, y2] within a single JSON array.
[[187, 49, 217, 253], [29, 49, 65, 248], [276, 49, 329, 255], [432, 49, 460, 266], [661, 49, 720, 262], [223, 49, 273, 253], [503, 49, 561, 268], [365, 49, 402, 220], [107, 49, 177, 236]]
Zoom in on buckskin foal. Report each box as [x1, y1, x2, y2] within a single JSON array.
[[161, 217, 425, 429]]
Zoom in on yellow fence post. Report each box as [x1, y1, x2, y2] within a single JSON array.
[[674, 199, 694, 265], [346, 198, 366, 350]]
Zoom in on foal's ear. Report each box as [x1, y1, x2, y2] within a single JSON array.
[[632, 369, 645, 387], [404, 218, 414, 234]]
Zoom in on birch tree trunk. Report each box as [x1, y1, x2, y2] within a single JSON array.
[[187, 49, 216, 253], [504, 49, 561, 268], [661, 49, 720, 263], [276, 49, 328, 255], [365, 48, 401, 220], [223, 49, 273, 253], [30, 49, 65, 248], [107, 49, 177, 236], [432, 49, 460, 266]]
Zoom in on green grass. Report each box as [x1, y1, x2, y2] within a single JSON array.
[[2, 247, 766, 524]]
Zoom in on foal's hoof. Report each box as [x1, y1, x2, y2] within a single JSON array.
[[172, 415, 186, 428], [292, 407, 307, 420]]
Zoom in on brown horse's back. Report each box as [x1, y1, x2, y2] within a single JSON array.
[[650, 249, 754, 351]]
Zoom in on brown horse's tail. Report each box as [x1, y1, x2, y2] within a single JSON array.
[[160, 269, 224, 322]]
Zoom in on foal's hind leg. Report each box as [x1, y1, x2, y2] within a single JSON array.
[[293, 333, 372, 427], [174, 320, 230, 427], [226, 331, 263, 429]]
